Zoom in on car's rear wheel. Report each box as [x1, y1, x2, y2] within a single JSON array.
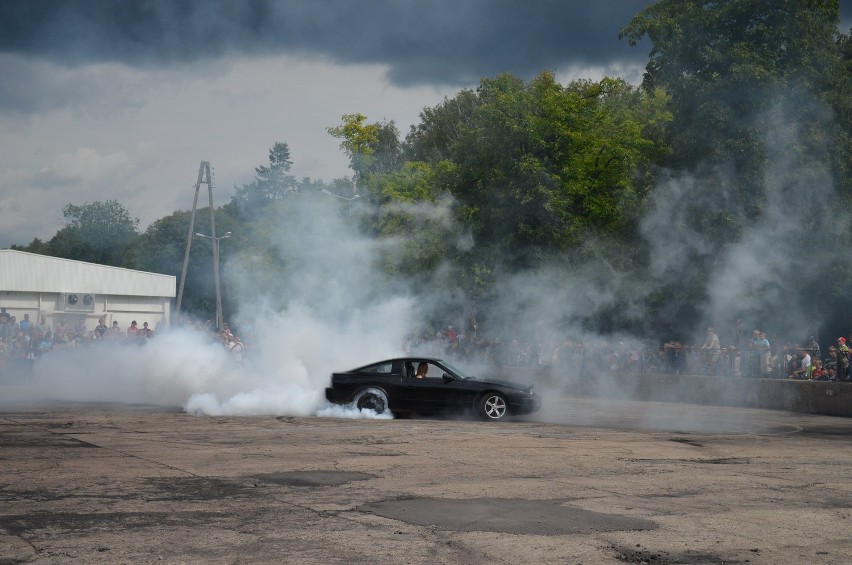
[[353, 387, 389, 415], [478, 392, 508, 420]]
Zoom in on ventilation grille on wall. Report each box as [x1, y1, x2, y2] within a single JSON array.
[[63, 293, 96, 312]]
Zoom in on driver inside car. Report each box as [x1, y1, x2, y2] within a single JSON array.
[[415, 362, 429, 379]]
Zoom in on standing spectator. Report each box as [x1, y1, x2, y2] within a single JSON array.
[[836, 337, 850, 381], [140, 322, 153, 339], [109, 321, 123, 338], [701, 327, 722, 375], [74, 319, 87, 338], [755, 331, 771, 376], [94, 318, 108, 339], [825, 346, 839, 380], [746, 330, 759, 376], [0, 308, 10, 340], [664, 340, 686, 373], [19, 314, 31, 334], [127, 320, 139, 340], [732, 319, 748, 351], [805, 335, 821, 358], [36, 314, 49, 336]]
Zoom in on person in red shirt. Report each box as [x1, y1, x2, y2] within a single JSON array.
[[810, 358, 830, 381]]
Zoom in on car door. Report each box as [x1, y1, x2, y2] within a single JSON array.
[[400, 362, 464, 413]]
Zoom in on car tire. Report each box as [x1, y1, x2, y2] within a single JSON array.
[[353, 387, 390, 415], [478, 392, 508, 420]]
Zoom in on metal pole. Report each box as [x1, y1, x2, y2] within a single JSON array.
[[205, 162, 224, 332], [175, 164, 205, 324]]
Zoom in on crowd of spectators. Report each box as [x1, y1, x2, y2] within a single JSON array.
[[4, 304, 851, 384], [0, 307, 249, 370], [406, 320, 852, 383], [406, 327, 646, 374]]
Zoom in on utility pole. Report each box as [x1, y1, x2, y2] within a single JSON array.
[[176, 161, 224, 331]]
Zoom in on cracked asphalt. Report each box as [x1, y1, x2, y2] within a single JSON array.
[[1, 397, 851, 564]]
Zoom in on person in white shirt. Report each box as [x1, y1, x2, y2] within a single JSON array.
[[701, 327, 721, 374]]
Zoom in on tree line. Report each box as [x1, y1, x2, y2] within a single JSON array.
[[11, 1, 851, 341]]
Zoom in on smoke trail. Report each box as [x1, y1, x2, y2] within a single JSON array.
[[639, 91, 845, 344], [3, 194, 412, 419], [4, 88, 844, 430]]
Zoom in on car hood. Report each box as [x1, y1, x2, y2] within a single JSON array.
[[467, 376, 534, 393]]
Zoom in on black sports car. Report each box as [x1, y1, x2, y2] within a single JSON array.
[[324, 357, 541, 420]]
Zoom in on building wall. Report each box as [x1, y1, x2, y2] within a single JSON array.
[[0, 250, 175, 297], [0, 251, 176, 336], [0, 290, 170, 335]]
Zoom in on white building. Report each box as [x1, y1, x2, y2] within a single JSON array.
[[0, 250, 175, 334]]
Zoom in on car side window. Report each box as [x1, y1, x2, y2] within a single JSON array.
[[360, 362, 393, 374], [419, 363, 444, 379]]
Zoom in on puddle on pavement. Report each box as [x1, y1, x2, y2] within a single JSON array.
[[358, 497, 657, 535]]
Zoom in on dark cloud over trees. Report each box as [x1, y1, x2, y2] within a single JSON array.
[[7, 0, 851, 344], [1, 0, 652, 85]]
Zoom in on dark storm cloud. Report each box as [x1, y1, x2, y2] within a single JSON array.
[[0, 0, 650, 86]]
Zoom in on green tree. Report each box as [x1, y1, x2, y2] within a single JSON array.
[[620, 0, 846, 219], [826, 26, 852, 198], [136, 207, 243, 323], [370, 161, 452, 278], [229, 142, 298, 218], [449, 72, 669, 270], [620, 0, 850, 336], [10, 238, 49, 255], [327, 114, 403, 182], [35, 200, 140, 267], [403, 89, 480, 164], [359, 72, 669, 333]]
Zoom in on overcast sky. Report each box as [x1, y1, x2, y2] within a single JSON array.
[[1, 0, 850, 248]]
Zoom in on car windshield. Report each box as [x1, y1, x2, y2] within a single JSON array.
[[438, 360, 470, 380]]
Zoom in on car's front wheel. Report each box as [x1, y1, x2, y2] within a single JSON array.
[[353, 387, 390, 415], [478, 392, 508, 420]]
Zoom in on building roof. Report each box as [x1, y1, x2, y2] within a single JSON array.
[[0, 250, 176, 297]]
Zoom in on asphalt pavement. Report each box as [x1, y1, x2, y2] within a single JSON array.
[[1, 397, 851, 564]]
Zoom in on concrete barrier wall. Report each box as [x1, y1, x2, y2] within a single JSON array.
[[494, 368, 852, 417]]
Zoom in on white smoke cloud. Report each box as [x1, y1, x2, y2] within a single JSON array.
[[638, 91, 845, 344], [3, 82, 844, 430], [180, 193, 418, 417], [7, 329, 236, 407], [4, 194, 413, 420]]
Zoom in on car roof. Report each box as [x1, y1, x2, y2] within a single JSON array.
[[350, 357, 448, 371]]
